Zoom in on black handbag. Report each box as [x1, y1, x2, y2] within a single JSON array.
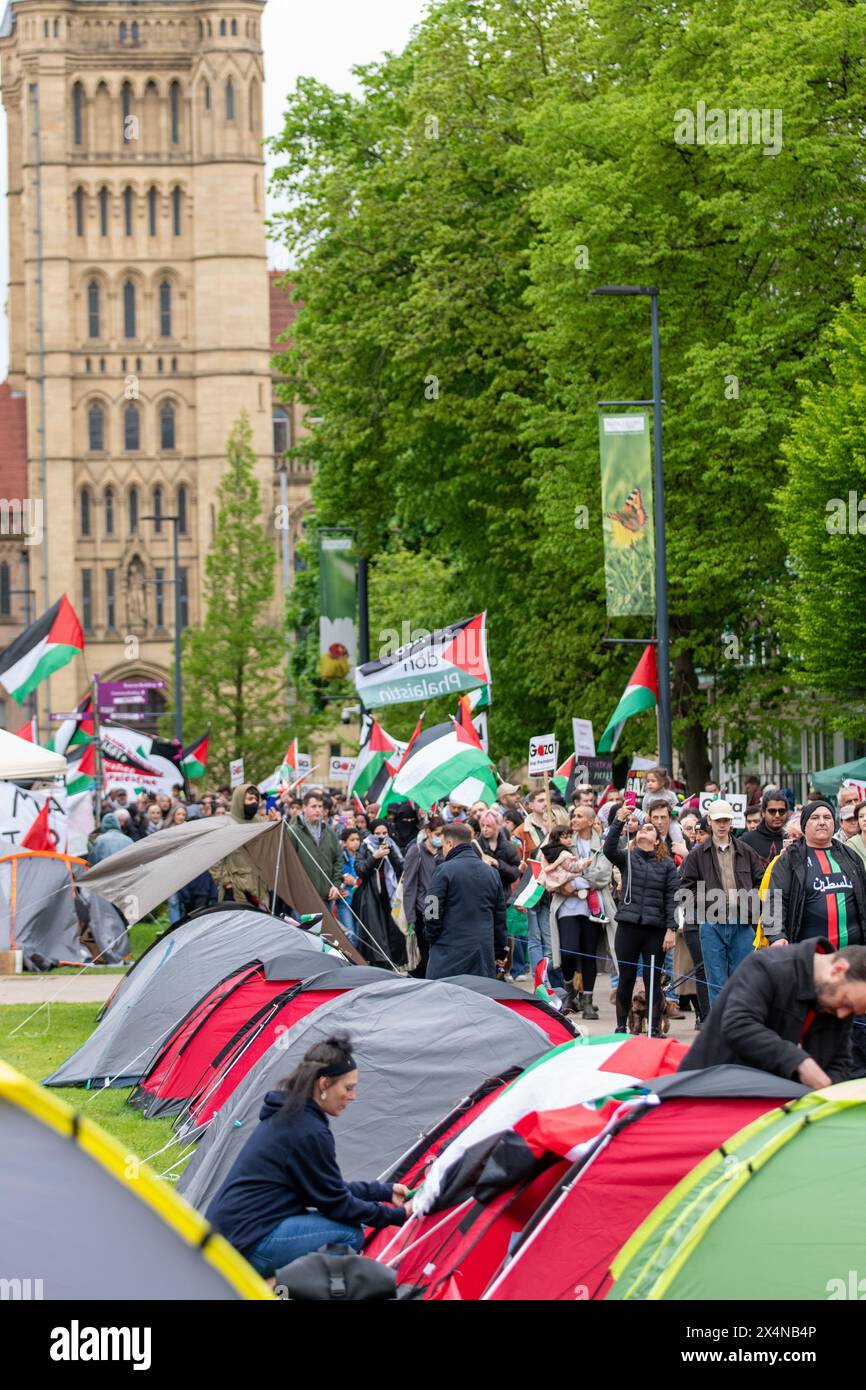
[[273, 1245, 397, 1301]]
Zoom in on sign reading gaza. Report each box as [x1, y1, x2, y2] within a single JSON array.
[[529, 734, 558, 777], [354, 612, 491, 709]]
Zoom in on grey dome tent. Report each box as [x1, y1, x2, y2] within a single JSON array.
[[0, 1060, 270, 1300], [43, 907, 349, 1090], [0, 850, 128, 968], [178, 976, 553, 1213]]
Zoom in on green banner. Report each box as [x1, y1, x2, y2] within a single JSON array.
[[598, 412, 655, 616], [318, 530, 357, 681]]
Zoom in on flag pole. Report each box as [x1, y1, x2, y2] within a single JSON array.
[[91, 672, 103, 821]]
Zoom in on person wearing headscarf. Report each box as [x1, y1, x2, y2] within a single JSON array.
[[354, 818, 406, 970]]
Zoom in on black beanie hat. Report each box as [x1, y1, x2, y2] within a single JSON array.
[[801, 800, 836, 834]]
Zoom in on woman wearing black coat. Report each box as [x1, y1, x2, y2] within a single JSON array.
[[354, 818, 406, 970], [604, 804, 678, 1035]]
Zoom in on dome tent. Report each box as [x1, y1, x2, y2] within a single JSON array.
[[0, 850, 128, 967], [178, 977, 553, 1213], [43, 907, 347, 1090], [0, 1060, 270, 1301]]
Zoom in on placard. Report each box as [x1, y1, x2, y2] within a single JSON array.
[[572, 718, 596, 759], [699, 791, 747, 830], [529, 734, 558, 777], [574, 756, 613, 791], [842, 778, 866, 802], [229, 758, 245, 788], [329, 756, 357, 782]]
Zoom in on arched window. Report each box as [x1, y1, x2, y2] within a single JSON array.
[[177, 483, 188, 534], [273, 407, 290, 455], [124, 402, 140, 450], [122, 82, 132, 144], [80, 488, 92, 537], [119, 20, 126, 42], [123, 280, 136, 338], [74, 187, 85, 237], [104, 486, 114, 535], [0, 563, 10, 617], [225, 78, 234, 120], [72, 83, 83, 145], [157, 356, 163, 373], [147, 186, 157, 236], [172, 186, 182, 236], [159, 281, 172, 337], [153, 486, 163, 534], [231, 17, 237, 35], [220, 18, 227, 35], [160, 401, 176, 449], [131, 20, 139, 42], [207, 19, 212, 36], [128, 486, 139, 533], [53, 17, 58, 37], [86, 358, 92, 374], [88, 402, 104, 451], [171, 356, 177, 372], [87, 281, 101, 338], [204, 83, 211, 112], [123, 186, 133, 236], [98, 186, 109, 236], [170, 82, 180, 144]]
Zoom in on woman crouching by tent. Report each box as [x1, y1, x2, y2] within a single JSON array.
[[353, 819, 406, 970], [206, 1034, 410, 1276]]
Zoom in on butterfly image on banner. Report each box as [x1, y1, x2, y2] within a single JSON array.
[[606, 485, 649, 549]]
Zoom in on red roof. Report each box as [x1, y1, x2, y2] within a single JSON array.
[[269, 270, 300, 356], [0, 382, 27, 503]]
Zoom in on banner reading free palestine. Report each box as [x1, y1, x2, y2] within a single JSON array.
[[354, 612, 491, 710]]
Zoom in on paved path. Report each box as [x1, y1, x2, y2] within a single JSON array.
[[519, 970, 699, 1049], [0, 973, 119, 1005]]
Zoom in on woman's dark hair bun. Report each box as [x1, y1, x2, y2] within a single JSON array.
[[278, 1032, 355, 1116]]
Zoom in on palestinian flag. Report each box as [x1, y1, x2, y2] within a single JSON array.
[[283, 737, 300, 772], [354, 611, 491, 709], [380, 717, 498, 813], [533, 958, 562, 1010], [349, 715, 405, 800], [99, 731, 155, 776], [376, 716, 424, 813], [181, 732, 209, 779], [552, 753, 577, 800], [515, 860, 545, 910], [597, 644, 658, 754], [50, 694, 94, 757], [65, 738, 97, 796], [13, 716, 37, 743], [0, 595, 84, 704], [469, 684, 490, 712]]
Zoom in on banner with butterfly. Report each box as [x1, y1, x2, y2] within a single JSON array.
[[598, 412, 656, 616]]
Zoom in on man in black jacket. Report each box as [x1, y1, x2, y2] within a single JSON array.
[[425, 822, 507, 979], [679, 938, 866, 1087], [740, 788, 790, 868]]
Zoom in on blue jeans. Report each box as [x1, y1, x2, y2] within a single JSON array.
[[168, 892, 183, 925], [509, 935, 529, 978], [699, 920, 754, 1006], [527, 898, 562, 987], [335, 898, 357, 945], [248, 1214, 365, 1275]]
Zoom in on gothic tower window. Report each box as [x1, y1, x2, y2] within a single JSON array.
[[88, 402, 104, 450], [98, 187, 109, 236], [148, 186, 157, 236], [72, 83, 84, 145], [170, 82, 181, 144], [104, 485, 115, 534], [123, 186, 134, 236], [74, 187, 85, 236], [172, 186, 182, 235], [123, 280, 136, 338], [159, 281, 172, 337], [160, 400, 176, 449], [177, 483, 188, 534], [225, 78, 235, 121], [124, 402, 141, 450], [87, 281, 101, 338], [128, 486, 139, 533]]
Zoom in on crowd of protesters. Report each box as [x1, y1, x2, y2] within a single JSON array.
[[84, 764, 866, 1079]]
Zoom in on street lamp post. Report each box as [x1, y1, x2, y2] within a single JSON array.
[[142, 512, 183, 744], [591, 284, 672, 773]]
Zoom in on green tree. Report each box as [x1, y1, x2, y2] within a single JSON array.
[[777, 275, 866, 736], [178, 414, 287, 778]]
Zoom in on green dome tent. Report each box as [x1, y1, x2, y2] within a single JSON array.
[[608, 1080, 866, 1300]]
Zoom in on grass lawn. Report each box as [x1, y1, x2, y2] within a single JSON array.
[[0, 908, 194, 1180]]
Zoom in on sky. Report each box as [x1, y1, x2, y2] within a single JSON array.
[[0, 0, 431, 377]]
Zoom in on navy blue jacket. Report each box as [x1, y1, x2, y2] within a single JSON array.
[[425, 841, 507, 979], [205, 1094, 407, 1257]]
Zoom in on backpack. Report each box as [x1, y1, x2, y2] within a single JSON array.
[[273, 1246, 397, 1301]]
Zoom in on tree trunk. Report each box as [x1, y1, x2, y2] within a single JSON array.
[[672, 643, 711, 791]]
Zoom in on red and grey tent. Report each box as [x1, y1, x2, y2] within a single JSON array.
[[43, 907, 347, 1090], [178, 978, 553, 1214], [483, 1065, 808, 1301], [135, 965, 390, 1125], [441, 975, 577, 1045]]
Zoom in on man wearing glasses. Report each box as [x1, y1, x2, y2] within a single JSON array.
[[741, 789, 790, 867]]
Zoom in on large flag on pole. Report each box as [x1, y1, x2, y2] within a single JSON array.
[[0, 595, 84, 703], [597, 644, 658, 754], [599, 412, 655, 617], [382, 717, 498, 812], [354, 612, 491, 709], [50, 694, 94, 757], [180, 732, 209, 779]]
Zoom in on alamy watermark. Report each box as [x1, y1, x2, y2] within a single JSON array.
[[674, 101, 782, 158], [0, 497, 43, 545]]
